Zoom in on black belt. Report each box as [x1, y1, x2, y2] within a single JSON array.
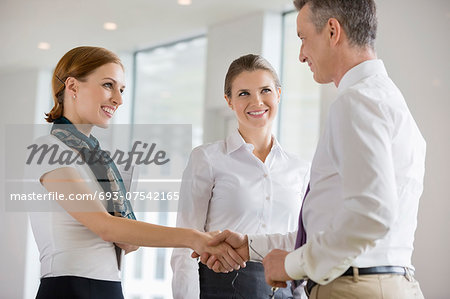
[[305, 266, 413, 296]]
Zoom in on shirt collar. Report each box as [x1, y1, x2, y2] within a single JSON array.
[[337, 59, 388, 94], [225, 129, 282, 155], [271, 136, 282, 153]]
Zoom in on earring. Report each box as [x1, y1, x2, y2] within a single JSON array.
[[73, 95, 76, 100]]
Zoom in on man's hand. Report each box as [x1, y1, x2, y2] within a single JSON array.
[[192, 229, 249, 273], [262, 249, 292, 288], [115, 242, 139, 255]]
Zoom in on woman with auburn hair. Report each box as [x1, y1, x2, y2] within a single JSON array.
[[28, 46, 244, 299], [171, 54, 309, 299]]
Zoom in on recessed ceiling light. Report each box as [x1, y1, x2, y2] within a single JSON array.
[[37, 42, 51, 50], [178, 0, 192, 6], [103, 22, 118, 30]]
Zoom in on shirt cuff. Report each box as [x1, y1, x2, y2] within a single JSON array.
[[284, 247, 307, 280], [247, 234, 270, 261]]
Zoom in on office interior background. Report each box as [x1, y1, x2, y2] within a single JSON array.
[[0, 0, 448, 298]]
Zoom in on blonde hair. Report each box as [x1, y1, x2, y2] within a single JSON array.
[[224, 54, 281, 98]]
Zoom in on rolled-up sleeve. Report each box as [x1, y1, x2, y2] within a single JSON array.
[[248, 231, 297, 261]]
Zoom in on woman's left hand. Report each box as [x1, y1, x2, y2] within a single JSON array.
[[115, 242, 139, 255]]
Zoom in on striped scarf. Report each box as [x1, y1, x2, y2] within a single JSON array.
[[51, 117, 136, 220]]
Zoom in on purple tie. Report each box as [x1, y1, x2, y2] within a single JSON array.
[[295, 183, 310, 249]]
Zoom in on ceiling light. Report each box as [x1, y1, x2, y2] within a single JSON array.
[[37, 42, 51, 50], [178, 0, 192, 6], [103, 22, 118, 31]]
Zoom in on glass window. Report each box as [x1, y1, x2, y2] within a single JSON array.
[[133, 248, 143, 279], [154, 248, 166, 280], [122, 36, 207, 299], [132, 36, 207, 147], [279, 11, 321, 161]]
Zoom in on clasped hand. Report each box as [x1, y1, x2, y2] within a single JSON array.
[[192, 230, 249, 272], [191, 230, 247, 272]]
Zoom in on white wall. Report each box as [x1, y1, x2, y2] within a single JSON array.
[[376, 1, 450, 298], [0, 69, 43, 299]]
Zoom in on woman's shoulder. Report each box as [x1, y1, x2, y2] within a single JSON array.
[[190, 139, 227, 158], [28, 134, 80, 162], [26, 134, 82, 174]]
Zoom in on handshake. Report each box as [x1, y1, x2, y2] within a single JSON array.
[[190, 229, 293, 288]]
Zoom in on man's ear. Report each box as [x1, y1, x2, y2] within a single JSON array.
[[327, 18, 342, 47]]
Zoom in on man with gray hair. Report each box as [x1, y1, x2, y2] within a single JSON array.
[[201, 0, 426, 298], [262, 0, 426, 297]]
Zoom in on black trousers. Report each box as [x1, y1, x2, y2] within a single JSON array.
[[199, 262, 293, 299], [36, 276, 124, 299]]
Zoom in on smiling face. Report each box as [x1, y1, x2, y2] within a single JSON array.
[[65, 63, 125, 129], [296, 4, 335, 84], [225, 69, 280, 132]]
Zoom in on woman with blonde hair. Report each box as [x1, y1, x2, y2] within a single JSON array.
[[171, 54, 309, 299]]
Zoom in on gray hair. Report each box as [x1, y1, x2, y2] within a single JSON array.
[[293, 0, 377, 49]]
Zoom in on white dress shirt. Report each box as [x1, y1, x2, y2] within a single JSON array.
[[249, 59, 426, 285], [171, 129, 310, 299]]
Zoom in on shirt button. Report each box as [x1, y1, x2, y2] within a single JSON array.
[[263, 174, 268, 178], [266, 196, 270, 201], [262, 224, 266, 228]]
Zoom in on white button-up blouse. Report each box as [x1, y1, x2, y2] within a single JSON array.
[[171, 129, 310, 299]]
